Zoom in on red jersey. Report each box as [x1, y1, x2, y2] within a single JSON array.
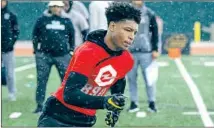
[[53, 41, 134, 116]]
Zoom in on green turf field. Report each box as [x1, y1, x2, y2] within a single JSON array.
[[1, 55, 214, 127]]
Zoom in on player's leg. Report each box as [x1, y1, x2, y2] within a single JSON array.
[[38, 113, 70, 127], [53, 54, 71, 81], [2, 51, 16, 101], [34, 52, 52, 113], [127, 53, 140, 113], [140, 53, 157, 112], [38, 96, 96, 127], [38, 111, 96, 127]]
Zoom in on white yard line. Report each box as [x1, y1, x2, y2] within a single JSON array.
[[174, 58, 214, 127], [157, 61, 169, 67], [183, 112, 214, 115], [15, 63, 35, 72], [204, 62, 214, 67]]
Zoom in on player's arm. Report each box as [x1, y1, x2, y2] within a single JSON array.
[[63, 72, 126, 111], [63, 71, 105, 109], [106, 78, 126, 127], [110, 77, 126, 94], [63, 50, 125, 111]]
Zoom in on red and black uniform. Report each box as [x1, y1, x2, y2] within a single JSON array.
[[38, 30, 134, 127]]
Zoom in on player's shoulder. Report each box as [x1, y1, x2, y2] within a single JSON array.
[[123, 50, 134, 59], [74, 41, 103, 57], [122, 50, 134, 67]]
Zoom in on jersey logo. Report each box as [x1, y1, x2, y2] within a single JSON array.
[[95, 65, 117, 87], [46, 21, 65, 30]]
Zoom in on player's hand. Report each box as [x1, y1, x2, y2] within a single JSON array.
[[152, 51, 159, 60], [105, 111, 120, 127], [103, 94, 126, 111]]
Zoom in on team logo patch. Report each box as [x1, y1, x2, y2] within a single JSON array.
[[95, 65, 117, 87], [46, 20, 65, 30]]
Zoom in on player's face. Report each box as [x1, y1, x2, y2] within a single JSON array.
[[110, 20, 138, 51], [1, 0, 7, 9]]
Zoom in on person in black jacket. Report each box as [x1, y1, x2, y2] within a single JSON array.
[[1, 0, 19, 101], [32, 1, 75, 113]]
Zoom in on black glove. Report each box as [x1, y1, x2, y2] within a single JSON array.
[[105, 111, 120, 127], [103, 94, 126, 111]]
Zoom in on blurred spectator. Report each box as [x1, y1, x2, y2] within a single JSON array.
[[89, 1, 112, 32], [1, 0, 19, 101], [202, 23, 214, 41], [128, 0, 159, 113], [156, 16, 163, 53], [72, 1, 89, 23], [63, 1, 89, 48], [1, 62, 7, 86], [32, 1, 75, 114]]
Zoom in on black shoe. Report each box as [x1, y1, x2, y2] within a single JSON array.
[[128, 101, 140, 113], [148, 101, 157, 113], [33, 104, 43, 114]]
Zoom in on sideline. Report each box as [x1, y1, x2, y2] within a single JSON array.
[[15, 63, 35, 72], [175, 58, 214, 127]]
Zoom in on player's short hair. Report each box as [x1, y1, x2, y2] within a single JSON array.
[[105, 2, 141, 25]]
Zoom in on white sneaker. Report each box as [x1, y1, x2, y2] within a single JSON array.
[[8, 94, 16, 101], [129, 107, 140, 113]]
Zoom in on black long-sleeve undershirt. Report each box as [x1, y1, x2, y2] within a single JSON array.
[[63, 72, 105, 109], [63, 72, 127, 109], [110, 78, 126, 94]]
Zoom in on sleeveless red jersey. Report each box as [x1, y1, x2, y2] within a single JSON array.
[[53, 41, 134, 116]]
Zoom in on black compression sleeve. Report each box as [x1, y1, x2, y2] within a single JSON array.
[[110, 78, 126, 94], [63, 72, 105, 109]]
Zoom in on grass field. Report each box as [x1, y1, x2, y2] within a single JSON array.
[[1, 55, 214, 127]]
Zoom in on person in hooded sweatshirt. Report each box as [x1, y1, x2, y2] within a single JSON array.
[[32, 1, 75, 114], [37, 2, 141, 127], [89, 1, 113, 32], [63, 1, 89, 48], [71, 1, 89, 23], [1, 0, 19, 101]]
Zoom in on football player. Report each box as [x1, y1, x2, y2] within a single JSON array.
[[37, 2, 141, 127]]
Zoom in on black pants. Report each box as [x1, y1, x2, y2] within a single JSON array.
[[35, 52, 71, 105], [38, 113, 70, 127], [38, 113, 96, 127], [38, 97, 96, 127]]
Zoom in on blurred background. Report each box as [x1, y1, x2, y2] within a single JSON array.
[[6, 1, 214, 56], [1, 1, 214, 127]]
